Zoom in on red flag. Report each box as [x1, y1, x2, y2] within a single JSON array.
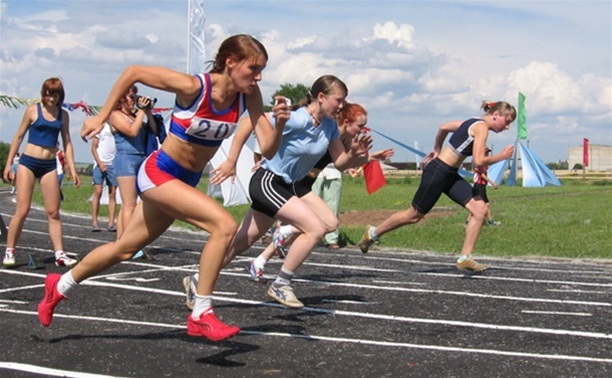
[[362, 160, 387, 194], [583, 138, 589, 167]]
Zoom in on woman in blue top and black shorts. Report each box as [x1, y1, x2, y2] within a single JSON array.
[[209, 75, 373, 308], [3, 77, 81, 268]]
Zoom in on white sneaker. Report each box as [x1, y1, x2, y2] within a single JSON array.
[[267, 285, 304, 308], [3, 250, 16, 267], [55, 253, 78, 267]]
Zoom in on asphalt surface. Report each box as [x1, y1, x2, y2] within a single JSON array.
[[0, 190, 611, 377]]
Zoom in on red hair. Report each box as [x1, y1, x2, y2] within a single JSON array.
[[338, 102, 367, 125], [40, 77, 65, 107]]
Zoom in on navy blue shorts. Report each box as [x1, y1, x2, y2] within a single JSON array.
[[19, 154, 57, 179]]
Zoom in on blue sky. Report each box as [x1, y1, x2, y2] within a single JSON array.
[[1, 0, 610, 164]]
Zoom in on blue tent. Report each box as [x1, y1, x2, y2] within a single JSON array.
[[503, 141, 561, 187]]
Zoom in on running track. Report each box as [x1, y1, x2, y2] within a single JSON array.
[[0, 191, 610, 377]]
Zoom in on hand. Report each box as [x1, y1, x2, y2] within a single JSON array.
[[2, 166, 12, 183], [99, 163, 107, 173], [348, 167, 362, 178], [493, 183, 499, 189], [272, 96, 291, 125], [210, 160, 237, 185], [369, 148, 394, 162], [351, 134, 373, 156], [81, 116, 105, 142], [501, 145, 514, 160], [251, 160, 262, 172], [422, 151, 437, 167], [72, 173, 81, 188]]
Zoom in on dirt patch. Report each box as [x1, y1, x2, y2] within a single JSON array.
[[339, 208, 456, 227]]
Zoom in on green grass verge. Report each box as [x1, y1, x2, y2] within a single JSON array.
[[4, 175, 610, 259]]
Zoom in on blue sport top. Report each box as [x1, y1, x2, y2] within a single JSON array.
[[261, 107, 340, 184], [27, 103, 62, 148], [448, 118, 484, 158]]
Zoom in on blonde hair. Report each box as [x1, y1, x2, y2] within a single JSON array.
[[481, 100, 517, 122]]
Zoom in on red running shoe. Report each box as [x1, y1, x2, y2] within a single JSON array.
[[187, 311, 240, 341], [37, 273, 66, 327]]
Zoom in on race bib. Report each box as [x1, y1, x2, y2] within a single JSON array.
[[185, 117, 238, 141]]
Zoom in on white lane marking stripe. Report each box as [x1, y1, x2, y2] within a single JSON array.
[[3, 279, 611, 340], [2, 268, 609, 308], [522, 310, 592, 316], [1, 309, 611, 364], [305, 261, 612, 288], [0, 361, 125, 378]]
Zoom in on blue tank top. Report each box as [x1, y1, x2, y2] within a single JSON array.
[[27, 103, 62, 148], [114, 117, 147, 156], [448, 118, 484, 158]]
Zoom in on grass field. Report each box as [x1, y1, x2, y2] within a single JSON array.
[[4, 174, 611, 260]]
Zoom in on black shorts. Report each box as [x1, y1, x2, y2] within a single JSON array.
[[250, 168, 309, 217], [472, 183, 489, 203], [411, 158, 473, 214]]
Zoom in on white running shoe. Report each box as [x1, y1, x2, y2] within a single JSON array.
[[267, 285, 304, 308], [55, 253, 78, 267], [3, 250, 16, 267]]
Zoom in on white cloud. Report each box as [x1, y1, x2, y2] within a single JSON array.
[[0, 1, 610, 164]]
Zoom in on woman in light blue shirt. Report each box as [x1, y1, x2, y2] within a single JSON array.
[[210, 75, 372, 308]]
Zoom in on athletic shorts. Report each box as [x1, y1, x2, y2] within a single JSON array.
[[114, 152, 145, 177], [411, 158, 473, 214], [92, 164, 118, 187], [250, 168, 309, 217], [471, 183, 489, 203], [137, 150, 203, 194], [19, 154, 57, 179], [293, 175, 316, 198]]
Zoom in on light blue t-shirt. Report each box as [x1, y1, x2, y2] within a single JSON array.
[[261, 107, 340, 183]]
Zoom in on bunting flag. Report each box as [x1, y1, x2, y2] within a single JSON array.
[[362, 160, 387, 194], [517, 92, 527, 140], [0, 94, 171, 115], [583, 138, 589, 167]]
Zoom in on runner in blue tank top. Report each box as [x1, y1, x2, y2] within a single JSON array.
[[358, 101, 516, 272], [3, 77, 81, 268]]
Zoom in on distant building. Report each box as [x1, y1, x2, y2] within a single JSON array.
[[568, 144, 612, 171]]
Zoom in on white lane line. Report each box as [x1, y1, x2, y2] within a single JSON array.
[[2, 278, 610, 341], [0, 362, 124, 378], [522, 310, 592, 317], [6, 210, 609, 277], [0, 285, 44, 294], [547, 289, 610, 294], [305, 261, 612, 289], [2, 267, 609, 308], [1, 308, 611, 364], [321, 299, 378, 305], [373, 280, 427, 286]]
